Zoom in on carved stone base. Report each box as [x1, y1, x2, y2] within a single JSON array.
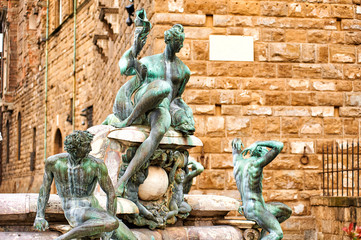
[[89, 125, 203, 229]]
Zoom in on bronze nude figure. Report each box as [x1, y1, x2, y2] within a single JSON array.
[[33, 130, 136, 240], [232, 139, 292, 240]]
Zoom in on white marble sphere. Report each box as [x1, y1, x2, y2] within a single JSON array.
[[138, 166, 169, 201]]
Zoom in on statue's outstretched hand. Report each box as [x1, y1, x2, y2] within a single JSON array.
[[33, 217, 49, 231], [241, 143, 258, 157]]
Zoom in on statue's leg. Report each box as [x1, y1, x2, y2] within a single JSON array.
[[244, 203, 283, 240], [55, 208, 119, 240], [112, 80, 171, 128], [112, 218, 137, 240], [265, 202, 292, 223], [116, 106, 171, 195]]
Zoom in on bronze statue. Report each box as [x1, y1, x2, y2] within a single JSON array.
[[103, 9, 195, 197], [232, 139, 292, 240], [33, 131, 136, 240]]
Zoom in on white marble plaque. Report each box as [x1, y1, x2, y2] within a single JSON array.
[[209, 35, 254, 62]]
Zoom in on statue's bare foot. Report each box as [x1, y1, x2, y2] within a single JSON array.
[[111, 119, 128, 129]]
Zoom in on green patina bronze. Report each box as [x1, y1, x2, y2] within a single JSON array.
[[103, 9, 195, 198], [232, 139, 292, 240], [33, 131, 136, 240]]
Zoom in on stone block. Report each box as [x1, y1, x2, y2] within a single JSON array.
[[270, 43, 300, 62], [226, 169, 238, 190], [274, 107, 310, 117], [287, 79, 309, 91], [290, 141, 315, 154], [344, 65, 361, 79], [265, 92, 290, 106], [191, 105, 215, 115], [251, 117, 267, 135], [331, 31, 346, 44], [312, 80, 336, 91], [152, 13, 206, 26], [244, 106, 272, 116], [192, 40, 209, 60], [304, 171, 322, 190], [229, 0, 260, 15], [340, 107, 361, 117], [285, 29, 307, 43], [346, 93, 361, 106], [215, 77, 240, 89], [184, 0, 227, 14], [261, 1, 288, 17], [316, 92, 343, 106], [301, 44, 315, 63], [210, 154, 233, 169], [282, 117, 301, 134], [244, 79, 285, 91], [235, 91, 263, 105], [208, 62, 254, 77], [184, 60, 207, 75], [188, 76, 215, 89], [322, 64, 343, 79], [344, 118, 359, 135], [210, 90, 235, 105], [323, 118, 342, 134], [274, 170, 304, 190], [254, 42, 269, 61], [184, 90, 211, 104], [202, 137, 223, 153], [341, 19, 361, 30], [345, 32, 361, 45], [331, 4, 354, 18], [198, 170, 226, 189], [278, 64, 293, 78], [317, 45, 329, 63], [301, 120, 323, 135], [330, 45, 356, 63], [254, 63, 276, 78], [221, 105, 242, 115], [213, 15, 234, 27], [307, 30, 331, 44], [293, 64, 322, 79], [291, 92, 316, 106], [311, 107, 334, 117], [206, 116, 225, 136], [267, 117, 281, 134], [261, 28, 285, 42], [226, 116, 251, 134]]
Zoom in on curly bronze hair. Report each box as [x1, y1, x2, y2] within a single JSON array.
[[164, 24, 185, 44], [64, 130, 94, 155]]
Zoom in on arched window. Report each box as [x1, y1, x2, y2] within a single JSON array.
[[30, 127, 36, 171], [6, 120, 9, 163], [54, 128, 63, 154], [17, 112, 21, 160]]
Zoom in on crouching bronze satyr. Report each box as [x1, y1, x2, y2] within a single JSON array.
[[33, 131, 136, 240], [232, 139, 292, 240]]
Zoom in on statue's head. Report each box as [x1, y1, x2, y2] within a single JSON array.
[[164, 24, 185, 53], [175, 169, 185, 184], [64, 130, 94, 161], [251, 146, 269, 158]]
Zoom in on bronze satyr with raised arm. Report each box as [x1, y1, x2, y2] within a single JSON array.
[[232, 139, 292, 240], [33, 130, 136, 240]]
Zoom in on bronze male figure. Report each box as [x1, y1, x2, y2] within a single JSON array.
[[33, 130, 136, 240]]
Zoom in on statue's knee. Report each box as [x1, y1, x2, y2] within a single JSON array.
[[157, 81, 171, 97], [104, 216, 119, 232]]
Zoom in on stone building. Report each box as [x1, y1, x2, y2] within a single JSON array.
[[1, 0, 361, 238]]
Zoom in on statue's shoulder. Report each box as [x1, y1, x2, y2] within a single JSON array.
[[88, 155, 106, 166], [46, 153, 68, 163], [140, 53, 163, 65]]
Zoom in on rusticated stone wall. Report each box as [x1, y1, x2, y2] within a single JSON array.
[[1, 0, 361, 238]]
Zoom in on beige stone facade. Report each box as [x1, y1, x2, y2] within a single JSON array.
[[1, 0, 361, 238]]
